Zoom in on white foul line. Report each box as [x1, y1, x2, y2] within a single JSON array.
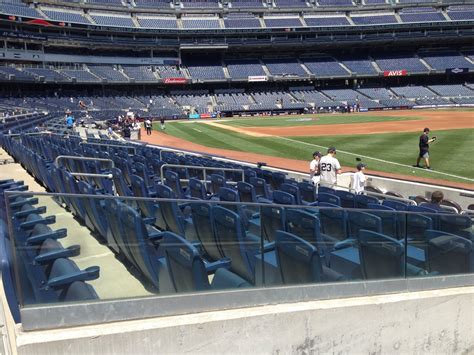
[[278, 136, 474, 183]]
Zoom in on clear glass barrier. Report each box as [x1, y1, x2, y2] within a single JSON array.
[[3, 191, 473, 310]]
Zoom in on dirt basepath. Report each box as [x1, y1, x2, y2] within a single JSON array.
[[204, 110, 474, 137]]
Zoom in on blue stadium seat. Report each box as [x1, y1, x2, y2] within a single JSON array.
[[335, 190, 356, 208], [280, 183, 302, 205], [357, 230, 405, 280], [212, 206, 256, 285], [286, 209, 331, 263], [155, 184, 195, 239], [425, 230, 473, 275], [439, 214, 472, 240], [249, 177, 272, 200], [190, 202, 224, 261], [273, 190, 296, 205], [367, 203, 398, 239], [319, 206, 347, 244], [354, 194, 379, 209], [382, 199, 410, 211], [120, 203, 166, 290], [297, 181, 317, 204], [348, 211, 383, 239], [162, 232, 250, 292], [317, 193, 341, 206]]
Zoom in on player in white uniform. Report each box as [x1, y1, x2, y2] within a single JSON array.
[[352, 163, 367, 194], [319, 146, 342, 187], [309, 151, 321, 185]]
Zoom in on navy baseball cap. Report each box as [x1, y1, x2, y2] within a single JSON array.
[[327, 146, 337, 153], [357, 163, 367, 170], [313, 151, 321, 157]]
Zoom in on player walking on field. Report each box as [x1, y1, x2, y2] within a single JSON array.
[[414, 127, 436, 170], [319, 146, 342, 187]]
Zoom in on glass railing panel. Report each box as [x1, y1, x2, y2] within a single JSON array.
[[3, 190, 473, 315]]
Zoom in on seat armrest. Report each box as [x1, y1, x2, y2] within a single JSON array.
[[333, 238, 356, 250], [10, 197, 39, 209], [34, 245, 80, 264], [205, 257, 231, 273], [26, 228, 67, 245], [20, 215, 56, 230], [14, 206, 46, 218], [47, 265, 100, 288]]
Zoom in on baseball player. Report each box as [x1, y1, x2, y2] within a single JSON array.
[[309, 151, 321, 185], [414, 127, 436, 169], [319, 146, 342, 187]]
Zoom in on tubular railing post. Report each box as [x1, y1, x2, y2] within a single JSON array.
[[55, 155, 115, 169], [160, 164, 244, 185]]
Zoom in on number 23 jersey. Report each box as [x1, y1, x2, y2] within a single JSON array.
[[319, 155, 341, 184]]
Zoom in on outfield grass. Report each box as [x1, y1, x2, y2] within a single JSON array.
[[162, 120, 474, 184], [214, 114, 421, 128]]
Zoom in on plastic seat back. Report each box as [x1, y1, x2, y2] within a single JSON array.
[[120, 203, 161, 289], [354, 194, 379, 209], [188, 177, 207, 200], [317, 193, 341, 206], [275, 231, 323, 284], [335, 190, 356, 208], [297, 181, 316, 204], [280, 183, 301, 205], [358, 230, 405, 280], [439, 214, 472, 240], [190, 202, 223, 261], [162, 232, 210, 292], [212, 206, 255, 284], [273, 190, 295, 205], [319, 207, 347, 242], [236, 181, 257, 203], [426, 230, 473, 275], [348, 211, 382, 238]]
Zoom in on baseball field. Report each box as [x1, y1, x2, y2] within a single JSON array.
[[146, 109, 474, 187]]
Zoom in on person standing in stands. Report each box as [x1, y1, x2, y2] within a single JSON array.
[[66, 114, 74, 130], [352, 163, 367, 194], [414, 127, 436, 169], [145, 118, 152, 136], [319, 146, 342, 187], [309, 151, 321, 185], [160, 117, 166, 130]]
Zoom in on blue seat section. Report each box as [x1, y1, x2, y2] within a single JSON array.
[[212, 206, 257, 285], [367, 203, 398, 239], [317, 192, 341, 206], [286, 209, 330, 262], [155, 184, 195, 239], [162, 232, 249, 292], [357, 230, 405, 280], [335, 190, 356, 208], [190, 202, 224, 261], [354, 194, 379, 209], [297, 181, 317, 204], [439, 214, 472, 240], [425, 230, 473, 275]]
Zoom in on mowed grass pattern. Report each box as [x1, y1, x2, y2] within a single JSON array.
[[162, 120, 474, 183], [217, 114, 421, 127]]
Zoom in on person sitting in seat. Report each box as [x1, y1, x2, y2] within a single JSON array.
[[422, 191, 444, 212]]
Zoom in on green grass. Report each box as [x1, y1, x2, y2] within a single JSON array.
[[214, 114, 421, 128], [162, 120, 474, 184]]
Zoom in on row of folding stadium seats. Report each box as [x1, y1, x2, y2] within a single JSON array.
[[0, 179, 100, 322], [1, 131, 472, 294], [3, 4, 473, 29]]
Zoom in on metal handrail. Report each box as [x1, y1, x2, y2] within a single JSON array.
[[55, 155, 115, 169], [70, 172, 113, 179], [158, 148, 203, 161], [160, 164, 245, 184], [79, 141, 136, 155]]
